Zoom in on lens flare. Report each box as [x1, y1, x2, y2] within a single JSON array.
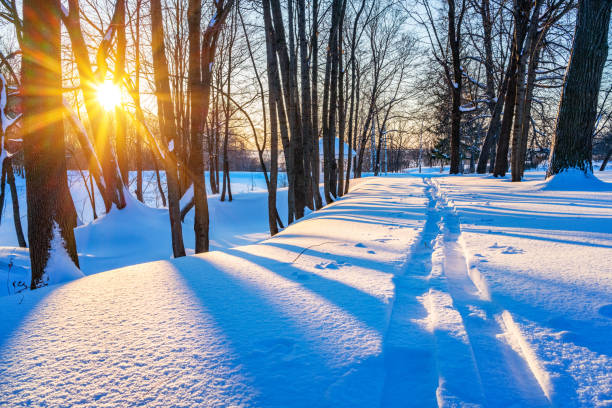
[[96, 80, 122, 111]]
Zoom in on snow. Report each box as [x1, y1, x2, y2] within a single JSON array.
[[318, 137, 356, 159], [459, 104, 477, 112], [42, 222, 85, 286], [540, 167, 611, 191], [0, 168, 610, 406], [0, 176, 427, 407], [0, 171, 290, 288], [428, 168, 612, 406]]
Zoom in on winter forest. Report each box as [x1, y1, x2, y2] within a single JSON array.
[[0, 0, 611, 406]]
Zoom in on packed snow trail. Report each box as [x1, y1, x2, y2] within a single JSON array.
[[0, 177, 430, 407], [381, 178, 550, 407], [429, 170, 612, 407]]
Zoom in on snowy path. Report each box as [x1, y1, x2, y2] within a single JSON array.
[[429, 172, 612, 407], [0, 173, 610, 407], [381, 178, 550, 407]]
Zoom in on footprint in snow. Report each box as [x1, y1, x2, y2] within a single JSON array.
[[315, 260, 350, 270], [367, 250, 376, 254], [256, 338, 296, 355], [598, 304, 612, 318], [355, 242, 367, 248], [501, 246, 524, 254], [489, 243, 524, 254]]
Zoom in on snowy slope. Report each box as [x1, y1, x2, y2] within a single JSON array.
[[0, 176, 429, 407], [0, 171, 294, 290]]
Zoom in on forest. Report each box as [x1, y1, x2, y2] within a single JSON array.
[[0, 0, 610, 407]]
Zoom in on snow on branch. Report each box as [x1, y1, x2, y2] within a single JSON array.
[[459, 104, 477, 112], [462, 71, 487, 90]]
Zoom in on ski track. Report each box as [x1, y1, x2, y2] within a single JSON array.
[[381, 177, 551, 407]]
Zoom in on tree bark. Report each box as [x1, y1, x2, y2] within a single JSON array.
[[134, 0, 144, 202], [270, 0, 306, 219], [193, 0, 234, 251], [23, 0, 80, 288], [511, 0, 541, 182], [151, 0, 186, 258], [114, 0, 128, 184], [448, 0, 464, 174], [547, 0, 611, 177], [600, 147, 611, 171], [298, 0, 314, 209], [344, 0, 366, 193], [310, 0, 324, 209], [63, 0, 125, 211], [475, 0, 498, 173], [493, 0, 530, 177]]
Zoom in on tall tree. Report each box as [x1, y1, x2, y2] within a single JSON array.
[[311, 0, 324, 209], [192, 0, 234, 252], [447, 0, 467, 174], [22, 0, 80, 288], [547, 0, 611, 177], [62, 0, 126, 211], [492, 0, 531, 177], [114, 0, 128, 184], [151, 0, 186, 258]]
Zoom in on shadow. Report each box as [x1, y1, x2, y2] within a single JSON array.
[[223, 245, 387, 332]]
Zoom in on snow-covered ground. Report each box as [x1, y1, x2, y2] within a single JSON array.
[[0, 167, 610, 406], [0, 171, 296, 287]]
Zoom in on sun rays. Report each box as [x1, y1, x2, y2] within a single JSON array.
[[95, 80, 122, 111]]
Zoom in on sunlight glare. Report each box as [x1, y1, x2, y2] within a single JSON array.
[[96, 81, 122, 111]]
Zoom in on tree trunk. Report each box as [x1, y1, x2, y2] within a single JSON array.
[[518, 36, 543, 178], [493, 0, 530, 177], [221, 11, 235, 203], [23, 0, 79, 288], [511, 0, 541, 182], [263, 0, 280, 235], [270, 0, 306, 219], [151, 0, 186, 258], [475, 0, 498, 173], [311, 0, 323, 209], [114, 0, 128, 184], [547, 0, 611, 177], [344, 0, 366, 194], [7, 160, 27, 248], [337, 7, 346, 197], [600, 147, 611, 171], [298, 0, 314, 209], [63, 0, 125, 211], [448, 0, 463, 175], [133, 0, 144, 202]]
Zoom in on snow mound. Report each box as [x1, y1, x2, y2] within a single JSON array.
[[43, 223, 84, 286], [540, 168, 611, 191], [0, 247, 30, 295]]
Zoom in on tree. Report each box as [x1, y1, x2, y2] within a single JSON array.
[[547, 0, 612, 177], [420, 0, 468, 174], [492, 0, 531, 177], [190, 0, 234, 253], [151, 0, 186, 258], [22, 0, 79, 288]]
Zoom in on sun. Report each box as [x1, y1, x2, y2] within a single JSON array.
[[96, 80, 122, 111]]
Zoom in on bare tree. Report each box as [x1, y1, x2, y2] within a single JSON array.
[[22, 0, 79, 288], [151, 0, 186, 258]]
